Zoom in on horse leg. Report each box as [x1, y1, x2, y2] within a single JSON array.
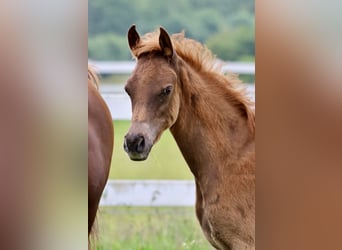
[[88, 200, 99, 235], [211, 235, 253, 250], [207, 218, 254, 250], [195, 181, 222, 249]]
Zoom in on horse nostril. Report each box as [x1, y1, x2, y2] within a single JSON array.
[[135, 135, 145, 153], [124, 134, 146, 154]]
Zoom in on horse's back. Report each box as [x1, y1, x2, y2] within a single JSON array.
[[88, 80, 114, 234]]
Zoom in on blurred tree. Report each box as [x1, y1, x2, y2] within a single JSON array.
[[88, 33, 130, 60], [206, 25, 254, 61], [89, 0, 138, 36], [88, 0, 255, 61], [206, 10, 254, 61]]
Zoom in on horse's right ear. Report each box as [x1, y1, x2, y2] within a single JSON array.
[[159, 27, 173, 59], [128, 25, 140, 50]]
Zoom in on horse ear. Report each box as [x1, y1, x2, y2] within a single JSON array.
[[128, 24, 140, 50], [159, 27, 173, 59]]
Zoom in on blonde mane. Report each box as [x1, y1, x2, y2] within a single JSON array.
[[88, 66, 99, 89], [132, 30, 221, 73], [131, 29, 255, 134]]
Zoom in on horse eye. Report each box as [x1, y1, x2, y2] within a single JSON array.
[[160, 85, 172, 96]]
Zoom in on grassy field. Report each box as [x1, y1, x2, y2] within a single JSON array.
[[95, 206, 213, 250], [109, 120, 193, 180]]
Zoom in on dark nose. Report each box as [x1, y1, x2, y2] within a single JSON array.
[[124, 134, 146, 154]]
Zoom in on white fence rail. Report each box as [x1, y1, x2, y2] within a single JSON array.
[[100, 180, 195, 207], [89, 60, 255, 75]]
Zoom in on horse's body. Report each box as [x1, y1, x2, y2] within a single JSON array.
[[124, 26, 255, 250], [88, 67, 114, 236]]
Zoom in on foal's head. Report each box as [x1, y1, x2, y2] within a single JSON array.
[[124, 25, 181, 161]]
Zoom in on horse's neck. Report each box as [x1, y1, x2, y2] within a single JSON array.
[[170, 64, 255, 182]]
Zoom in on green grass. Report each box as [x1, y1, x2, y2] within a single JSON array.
[[95, 206, 213, 250], [110, 120, 193, 180]]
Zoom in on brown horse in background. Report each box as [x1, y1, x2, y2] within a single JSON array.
[[88, 66, 114, 238], [124, 25, 255, 250]]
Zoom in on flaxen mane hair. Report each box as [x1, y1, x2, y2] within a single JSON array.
[[88, 66, 99, 89], [131, 29, 255, 134]]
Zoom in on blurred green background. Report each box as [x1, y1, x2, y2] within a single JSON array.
[[89, 0, 254, 62]]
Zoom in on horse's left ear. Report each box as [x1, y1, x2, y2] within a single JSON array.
[[128, 24, 140, 51], [159, 27, 173, 59]]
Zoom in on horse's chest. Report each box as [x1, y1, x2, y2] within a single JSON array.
[[195, 188, 223, 248], [195, 186, 254, 249], [196, 203, 231, 249]]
